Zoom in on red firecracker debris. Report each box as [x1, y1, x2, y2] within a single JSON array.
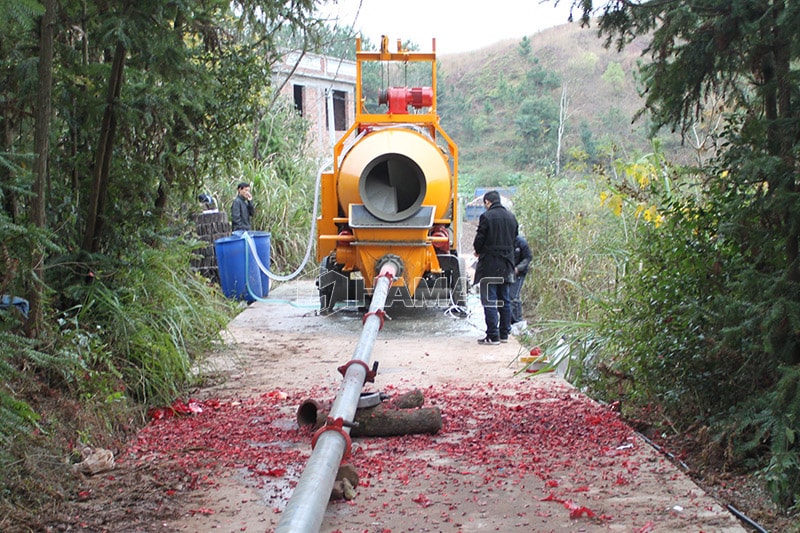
[[412, 493, 433, 508], [121, 382, 638, 527]]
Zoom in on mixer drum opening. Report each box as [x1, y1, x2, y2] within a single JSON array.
[[360, 153, 426, 222]]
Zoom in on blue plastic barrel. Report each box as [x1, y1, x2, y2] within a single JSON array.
[[248, 231, 271, 298], [214, 234, 263, 301]]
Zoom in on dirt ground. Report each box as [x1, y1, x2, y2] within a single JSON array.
[[61, 277, 758, 533]]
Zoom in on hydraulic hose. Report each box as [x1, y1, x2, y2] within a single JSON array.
[[242, 157, 331, 285]]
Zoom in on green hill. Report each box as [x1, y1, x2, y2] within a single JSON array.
[[436, 22, 672, 185]]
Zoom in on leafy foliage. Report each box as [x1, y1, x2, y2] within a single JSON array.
[[70, 238, 234, 405], [0, 326, 43, 449], [512, 95, 560, 168], [0, 1, 324, 522], [544, 0, 800, 508], [0, 0, 43, 29], [513, 170, 624, 322]]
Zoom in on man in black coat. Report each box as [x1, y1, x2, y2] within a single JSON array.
[[473, 190, 518, 345], [231, 182, 255, 233]]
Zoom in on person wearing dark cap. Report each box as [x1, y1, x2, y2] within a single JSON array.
[[510, 233, 532, 324], [473, 190, 518, 345], [231, 182, 255, 233]]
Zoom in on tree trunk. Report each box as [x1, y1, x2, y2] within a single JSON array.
[[26, 0, 56, 337], [82, 41, 126, 253], [301, 390, 443, 438], [347, 405, 442, 437], [556, 85, 568, 176]]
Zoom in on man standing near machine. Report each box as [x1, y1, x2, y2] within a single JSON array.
[[231, 181, 255, 233], [510, 233, 532, 325], [473, 190, 518, 345]]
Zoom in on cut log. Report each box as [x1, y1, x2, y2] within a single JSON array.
[[385, 389, 424, 409], [349, 404, 442, 437], [312, 404, 442, 437], [296, 389, 442, 437]]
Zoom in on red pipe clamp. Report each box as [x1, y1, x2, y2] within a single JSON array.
[[311, 417, 353, 460]]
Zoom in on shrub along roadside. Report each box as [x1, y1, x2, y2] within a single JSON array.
[[516, 145, 800, 511], [61, 236, 236, 405], [0, 232, 236, 527]]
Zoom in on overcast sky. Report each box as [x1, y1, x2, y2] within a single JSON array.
[[317, 0, 576, 55]]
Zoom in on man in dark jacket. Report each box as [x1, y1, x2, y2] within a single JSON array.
[[509, 234, 532, 324], [231, 182, 255, 232], [473, 190, 518, 345]]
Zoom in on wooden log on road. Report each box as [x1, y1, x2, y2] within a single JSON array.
[[347, 404, 442, 437], [298, 389, 442, 437]]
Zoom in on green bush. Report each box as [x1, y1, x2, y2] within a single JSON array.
[[68, 235, 234, 406], [513, 170, 625, 322]]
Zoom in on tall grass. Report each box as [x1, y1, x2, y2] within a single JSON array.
[[204, 97, 319, 278], [74, 235, 235, 405], [514, 171, 626, 323], [241, 159, 318, 276]]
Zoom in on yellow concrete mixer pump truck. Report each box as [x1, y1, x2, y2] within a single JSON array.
[[316, 36, 467, 313]]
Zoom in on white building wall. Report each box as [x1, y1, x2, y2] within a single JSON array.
[[273, 52, 357, 158]]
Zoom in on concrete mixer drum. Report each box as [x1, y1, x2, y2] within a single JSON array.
[[360, 153, 425, 222]]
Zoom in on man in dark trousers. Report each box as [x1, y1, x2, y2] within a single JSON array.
[[231, 182, 255, 233], [473, 190, 518, 345], [510, 234, 532, 324]]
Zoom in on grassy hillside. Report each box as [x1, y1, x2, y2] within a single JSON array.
[[436, 22, 677, 188]]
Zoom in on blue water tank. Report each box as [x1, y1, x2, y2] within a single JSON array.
[[249, 231, 271, 298], [214, 232, 270, 301]]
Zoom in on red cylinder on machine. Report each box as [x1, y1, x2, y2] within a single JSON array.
[[379, 87, 434, 114], [430, 225, 449, 253]]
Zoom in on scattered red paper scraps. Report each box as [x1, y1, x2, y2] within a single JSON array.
[[123, 381, 634, 522], [147, 398, 204, 420], [585, 414, 605, 425], [126, 387, 334, 488], [615, 473, 631, 485], [251, 467, 287, 477], [188, 507, 214, 516], [265, 389, 289, 400], [636, 520, 656, 532], [412, 493, 433, 508], [570, 505, 596, 519], [542, 492, 608, 521]]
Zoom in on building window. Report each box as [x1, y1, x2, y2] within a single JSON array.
[[293, 84, 304, 116], [325, 89, 347, 131], [333, 90, 347, 130]]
